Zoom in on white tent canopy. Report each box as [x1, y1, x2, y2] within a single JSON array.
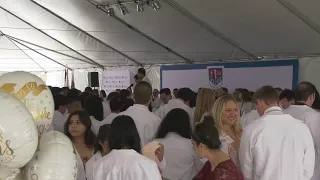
[[1, 0, 320, 72]]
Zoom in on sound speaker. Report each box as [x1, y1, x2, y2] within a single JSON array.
[[88, 72, 99, 87]]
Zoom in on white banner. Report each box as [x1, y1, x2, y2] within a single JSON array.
[[102, 70, 131, 93]]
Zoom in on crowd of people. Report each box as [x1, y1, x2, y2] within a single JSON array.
[[47, 68, 320, 180]]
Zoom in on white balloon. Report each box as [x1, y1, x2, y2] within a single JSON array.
[[39, 131, 73, 152], [0, 71, 54, 136], [0, 92, 38, 169], [24, 131, 77, 180], [0, 167, 20, 180]]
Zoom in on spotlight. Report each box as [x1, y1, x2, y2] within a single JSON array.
[[136, 1, 145, 12], [106, 7, 115, 16], [119, 3, 129, 15], [151, 1, 161, 10]]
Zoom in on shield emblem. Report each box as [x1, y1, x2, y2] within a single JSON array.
[[208, 68, 223, 88]]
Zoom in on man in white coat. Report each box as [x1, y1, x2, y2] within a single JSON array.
[[118, 81, 161, 147], [284, 82, 320, 180], [137, 68, 152, 86], [240, 86, 315, 180], [155, 88, 194, 125]]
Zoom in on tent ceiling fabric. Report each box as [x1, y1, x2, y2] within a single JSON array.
[[0, 0, 320, 71]]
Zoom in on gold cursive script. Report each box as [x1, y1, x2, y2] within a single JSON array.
[[0, 131, 15, 162], [0, 82, 47, 99]]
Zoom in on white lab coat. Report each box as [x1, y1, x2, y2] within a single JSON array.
[[142, 76, 152, 86], [284, 105, 320, 180], [99, 113, 118, 126], [155, 133, 203, 180], [93, 149, 162, 180], [238, 101, 255, 117], [117, 104, 162, 146], [85, 152, 102, 180], [75, 150, 87, 180], [240, 109, 260, 128], [240, 106, 315, 180], [156, 99, 193, 126], [51, 110, 68, 133], [102, 101, 111, 119], [152, 97, 162, 112], [90, 116, 101, 135]]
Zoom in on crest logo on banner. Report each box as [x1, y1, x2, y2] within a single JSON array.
[[208, 66, 224, 89]]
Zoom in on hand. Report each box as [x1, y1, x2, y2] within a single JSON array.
[[155, 143, 164, 162]]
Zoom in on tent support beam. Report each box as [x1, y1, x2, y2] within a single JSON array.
[[276, 0, 320, 35], [30, 0, 143, 67], [0, 6, 104, 69], [3, 33, 47, 72], [10, 37, 72, 70], [3, 34, 96, 66], [162, 0, 259, 60], [88, 1, 193, 64]]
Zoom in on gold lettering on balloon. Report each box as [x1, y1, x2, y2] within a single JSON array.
[[0, 82, 47, 99], [0, 130, 15, 163]]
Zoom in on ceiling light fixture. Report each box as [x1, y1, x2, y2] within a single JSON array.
[[151, 1, 161, 10], [136, 1, 145, 12], [119, 3, 129, 15]]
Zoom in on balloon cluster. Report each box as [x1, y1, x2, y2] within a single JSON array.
[[0, 72, 77, 180]]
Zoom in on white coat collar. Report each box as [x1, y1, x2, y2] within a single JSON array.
[[264, 106, 282, 115]]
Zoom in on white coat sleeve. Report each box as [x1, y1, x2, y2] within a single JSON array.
[[305, 113, 320, 155], [302, 124, 315, 179], [239, 126, 254, 180]]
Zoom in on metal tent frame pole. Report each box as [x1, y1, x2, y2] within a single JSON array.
[[4, 34, 96, 65], [0, 6, 105, 69], [9, 37, 72, 70], [162, 0, 259, 60], [30, 0, 143, 67]]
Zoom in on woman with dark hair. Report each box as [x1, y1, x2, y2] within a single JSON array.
[[85, 124, 111, 180], [238, 88, 255, 117], [100, 90, 107, 100], [80, 92, 91, 108], [93, 115, 162, 180], [192, 116, 244, 180], [84, 95, 104, 134], [154, 108, 202, 180], [64, 110, 96, 180]]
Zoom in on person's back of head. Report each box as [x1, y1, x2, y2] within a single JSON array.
[[295, 82, 316, 106], [66, 96, 82, 114], [108, 115, 141, 153], [192, 116, 221, 150], [92, 89, 99, 96], [107, 92, 119, 101], [279, 89, 295, 101], [177, 88, 194, 107], [134, 81, 152, 105], [84, 87, 93, 93], [120, 89, 131, 101], [54, 94, 68, 113], [84, 95, 104, 121], [96, 124, 112, 154], [119, 98, 135, 112], [239, 88, 252, 102], [252, 85, 278, 116], [221, 87, 228, 94], [80, 92, 92, 108], [52, 87, 62, 96], [110, 95, 121, 113], [67, 88, 81, 98], [155, 108, 192, 139], [100, 90, 107, 98]]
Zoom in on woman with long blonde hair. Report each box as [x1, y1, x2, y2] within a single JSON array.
[[194, 88, 216, 126], [211, 95, 243, 167]]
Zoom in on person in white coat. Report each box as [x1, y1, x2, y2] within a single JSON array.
[[99, 96, 121, 126], [51, 94, 68, 133], [118, 81, 162, 146], [154, 108, 203, 180], [283, 82, 320, 180], [86, 124, 111, 180], [156, 88, 195, 125], [279, 89, 295, 110], [240, 86, 315, 180], [240, 109, 260, 128], [84, 95, 104, 135], [93, 115, 162, 180], [137, 67, 152, 86]]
